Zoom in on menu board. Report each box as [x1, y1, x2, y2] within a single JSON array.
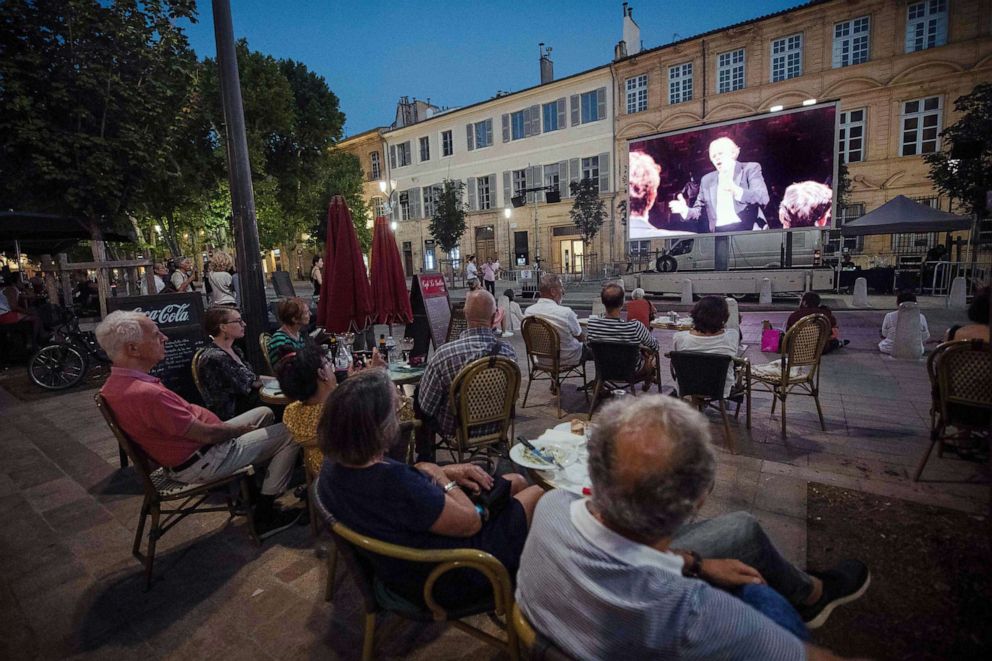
[[107, 293, 206, 403], [406, 273, 451, 358]]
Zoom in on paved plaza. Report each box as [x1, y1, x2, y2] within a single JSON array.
[[0, 299, 987, 660]]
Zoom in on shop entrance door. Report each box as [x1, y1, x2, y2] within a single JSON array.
[[559, 239, 584, 274]]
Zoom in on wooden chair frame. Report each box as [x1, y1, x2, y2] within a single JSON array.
[[667, 351, 752, 454], [751, 314, 831, 440], [521, 316, 588, 419], [95, 393, 257, 589], [511, 603, 576, 661], [311, 476, 518, 661], [259, 332, 275, 375], [191, 347, 209, 403], [914, 339, 991, 481]]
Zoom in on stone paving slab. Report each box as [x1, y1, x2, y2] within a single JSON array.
[[0, 307, 987, 659]]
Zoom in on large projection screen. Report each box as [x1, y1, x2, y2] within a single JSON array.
[[628, 103, 838, 240]]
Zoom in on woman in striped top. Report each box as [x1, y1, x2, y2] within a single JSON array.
[[268, 297, 310, 367]]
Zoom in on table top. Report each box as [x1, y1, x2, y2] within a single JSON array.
[[520, 422, 591, 495]]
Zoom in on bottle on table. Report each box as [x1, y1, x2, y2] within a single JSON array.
[[378, 334, 388, 362], [329, 334, 339, 360], [385, 335, 397, 366]]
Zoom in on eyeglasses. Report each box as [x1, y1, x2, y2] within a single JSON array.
[[222, 318, 246, 326]]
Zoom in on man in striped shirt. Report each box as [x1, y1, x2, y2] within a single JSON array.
[[516, 395, 868, 660], [586, 283, 658, 386]]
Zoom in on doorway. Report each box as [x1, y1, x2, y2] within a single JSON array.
[[474, 226, 496, 262], [402, 241, 413, 276], [514, 231, 529, 266], [558, 239, 584, 274]]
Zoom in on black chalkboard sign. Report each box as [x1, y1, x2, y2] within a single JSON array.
[[405, 273, 450, 358], [271, 270, 297, 297], [107, 293, 206, 403]]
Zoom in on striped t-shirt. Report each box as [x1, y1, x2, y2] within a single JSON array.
[[586, 315, 658, 353], [267, 329, 305, 367]]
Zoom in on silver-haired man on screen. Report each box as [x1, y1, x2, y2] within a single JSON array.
[[669, 136, 769, 233]]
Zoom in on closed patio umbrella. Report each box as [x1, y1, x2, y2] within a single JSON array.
[[370, 216, 413, 325], [316, 196, 373, 333]]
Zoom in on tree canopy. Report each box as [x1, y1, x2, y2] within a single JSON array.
[[429, 180, 467, 254], [569, 177, 607, 247]]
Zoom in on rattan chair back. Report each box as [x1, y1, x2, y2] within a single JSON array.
[[782, 313, 830, 368], [522, 316, 561, 371], [95, 393, 160, 496], [259, 332, 274, 375], [450, 356, 521, 454], [934, 340, 992, 423], [191, 348, 209, 403]]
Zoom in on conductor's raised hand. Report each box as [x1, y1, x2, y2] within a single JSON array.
[[668, 193, 689, 218]]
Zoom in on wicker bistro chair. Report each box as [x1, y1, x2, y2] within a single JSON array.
[[914, 339, 992, 481], [311, 475, 519, 661], [259, 332, 275, 375], [667, 351, 752, 454], [445, 356, 521, 463], [94, 393, 257, 589], [191, 347, 209, 403], [751, 314, 831, 440], [521, 316, 588, 419], [511, 603, 577, 661], [587, 341, 662, 417]]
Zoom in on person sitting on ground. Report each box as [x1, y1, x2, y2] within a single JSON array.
[[516, 395, 869, 660], [878, 290, 930, 355], [626, 287, 657, 327], [417, 290, 515, 440], [316, 368, 545, 608], [523, 273, 589, 369], [587, 283, 659, 390], [198, 307, 271, 420], [787, 292, 847, 353], [206, 251, 237, 307], [170, 257, 197, 292], [945, 285, 990, 343], [498, 288, 524, 336], [672, 296, 741, 398], [96, 310, 301, 537], [268, 297, 311, 367]]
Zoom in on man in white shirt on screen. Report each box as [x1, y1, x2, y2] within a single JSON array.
[[669, 137, 769, 233]]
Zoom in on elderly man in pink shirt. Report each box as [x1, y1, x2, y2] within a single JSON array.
[[96, 310, 301, 538]]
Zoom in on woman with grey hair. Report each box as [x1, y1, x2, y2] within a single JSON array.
[[206, 251, 236, 307], [626, 287, 656, 327], [314, 369, 543, 608]]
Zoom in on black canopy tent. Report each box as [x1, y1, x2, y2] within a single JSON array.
[[840, 195, 972, 236]]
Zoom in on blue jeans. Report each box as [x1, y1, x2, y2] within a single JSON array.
[[735, 583, 810, 640]]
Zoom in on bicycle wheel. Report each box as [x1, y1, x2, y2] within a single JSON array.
[[29, 344, 88, 390]]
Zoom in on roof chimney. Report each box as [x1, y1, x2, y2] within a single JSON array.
[[622, 3, 640, 56], [539, 43, 554, 84]]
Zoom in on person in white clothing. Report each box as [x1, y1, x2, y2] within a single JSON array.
[[465, 255, 478, 287], [672, 296, 740, 397], [206, 251, 237, 306], [499, 289, 524, 336], [523, 273, 589, 367], [170, 257, 197, 292], [139, 262, 169, 295], [878, 291, 930, 355]]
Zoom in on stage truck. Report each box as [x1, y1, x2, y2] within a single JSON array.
[[625, 102, 839, 297]]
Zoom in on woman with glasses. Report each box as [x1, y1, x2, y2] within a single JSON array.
[[198, 307, 272, 419]]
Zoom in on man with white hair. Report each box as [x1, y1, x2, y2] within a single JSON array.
[[669, 136, 769, 233], [96, 310, 301, 538], [517, 395, 869, 660]]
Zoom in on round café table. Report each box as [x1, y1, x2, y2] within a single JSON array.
[[259, 380, 289, 406]]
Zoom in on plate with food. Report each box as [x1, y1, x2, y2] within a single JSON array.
[[510, 441, 577, 471]]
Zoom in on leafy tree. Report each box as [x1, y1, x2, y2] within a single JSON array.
[[569, 177, 607, 246], [0, 0, 200, 234], [925, 83, 992, 221], [429, 180, 466, 254], [319, 150, 372, 252]]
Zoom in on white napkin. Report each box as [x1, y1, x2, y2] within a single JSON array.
[[536, 429, 584, 446]]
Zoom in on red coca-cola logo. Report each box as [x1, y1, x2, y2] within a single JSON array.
[[135, 303, 192, 325]]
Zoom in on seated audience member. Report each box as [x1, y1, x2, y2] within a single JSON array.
[[517, 395, 869, 660], [96, 310, 301, 537], [315, 369, 544, 607], [268, 297, 310, 367], [626, 287, 656, 327], [587, 283, 659, 389], [279, 341, 343, 476], [1, 274, 45, 346], [672, 296, 741, 397], [417, 290, 515, 439], [198, 307, 268, 420], [498, 288, 524, 336], [523, 273, 589, 368], [206, 251, 237, 307], [945, 286, 990, 343], [787, 292, 848, 353], [878, 291, 930, 355], [779, 181, 833, 229]]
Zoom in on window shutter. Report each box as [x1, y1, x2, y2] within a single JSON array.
[[527, 105, 540, 137], [596, 87, 606, 121], [389, 145, 397, 168], [556, 98, 566, 130], [502, 171, 511, 207], [466, 124, 475, 151], [487, 120, 493, 146], [488, 174, 497, 207], [598, 152, 610, 192], [524, 166, 534, 203], [567, 158, 580, 196], [570, 94, 580, 126], [467, 176, 477, 211], [501, 113, 510, 142], [391, 197, 400, 222], [557, 160, 568, 196], [409, 187, 421, 219]]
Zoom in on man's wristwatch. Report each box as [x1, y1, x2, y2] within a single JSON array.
[[681, 550, 703, 578], [443, 481, 460, 494]]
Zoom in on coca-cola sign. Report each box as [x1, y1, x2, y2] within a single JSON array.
[[135, 303, 192, 326]]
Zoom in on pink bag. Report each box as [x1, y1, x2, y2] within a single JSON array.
[[761, 321, 783, 353]]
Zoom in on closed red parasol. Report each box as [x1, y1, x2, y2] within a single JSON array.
[[316, 196, 373, 333], [370, 215, 413, 325]]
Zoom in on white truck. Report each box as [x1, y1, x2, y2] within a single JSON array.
[[655, 231, 822, 272]]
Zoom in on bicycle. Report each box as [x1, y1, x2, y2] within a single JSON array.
[[29, 305, 111, 390]]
